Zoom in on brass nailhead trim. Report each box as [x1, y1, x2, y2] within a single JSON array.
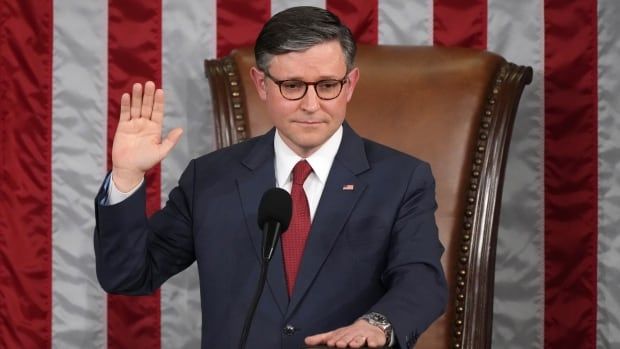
[[221, 56, 248, 145], [452, 65, 507, 348]]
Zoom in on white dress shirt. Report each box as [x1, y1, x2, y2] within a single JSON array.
[[273, 126, 342, 221]]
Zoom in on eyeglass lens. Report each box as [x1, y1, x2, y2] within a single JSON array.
[[281, 80, 343, 100]]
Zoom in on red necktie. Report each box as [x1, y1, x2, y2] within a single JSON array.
[[282, 160, 313, 296]]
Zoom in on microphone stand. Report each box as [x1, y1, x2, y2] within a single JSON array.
[[238, 221, 282, 349]]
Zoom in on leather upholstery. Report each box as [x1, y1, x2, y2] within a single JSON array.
[[205, 44, 532, 349]]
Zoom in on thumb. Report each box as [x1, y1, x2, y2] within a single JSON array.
[[160, 127, 184, 159]]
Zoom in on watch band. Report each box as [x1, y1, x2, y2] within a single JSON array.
[[360, 312, 393, 346]]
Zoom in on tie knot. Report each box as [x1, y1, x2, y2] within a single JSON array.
[[292, 160, 313, 185]]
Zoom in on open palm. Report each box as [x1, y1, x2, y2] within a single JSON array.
[[111, 81, 183, 191]]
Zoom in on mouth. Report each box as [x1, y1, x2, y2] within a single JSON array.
[[293, 120, 324, 125]]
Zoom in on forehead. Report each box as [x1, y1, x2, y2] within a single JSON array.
[[268, 40, 347, 78]]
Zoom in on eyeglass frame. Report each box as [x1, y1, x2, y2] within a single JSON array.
[[263, 70, 350, 101]]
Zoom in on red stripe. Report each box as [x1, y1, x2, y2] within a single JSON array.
[[433, 0, 487, 49], [544, 1, 598, 348], [0, 1, 53, 347], [216, 0, 271, 58], [327, 0, 378, 45], [107, 1, 162, 348]]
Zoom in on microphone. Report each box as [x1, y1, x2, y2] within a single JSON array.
[[239, 188, 292, 349], [257, 187, 292, 262]]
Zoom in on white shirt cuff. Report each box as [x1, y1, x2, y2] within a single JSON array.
[[107, 175, 144, 205]]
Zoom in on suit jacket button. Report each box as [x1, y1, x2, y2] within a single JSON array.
[[283, 324, 296, 336]]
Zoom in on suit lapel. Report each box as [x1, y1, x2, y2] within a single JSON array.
[[236, 129, 288, 315], [286, 124, 370, 317]]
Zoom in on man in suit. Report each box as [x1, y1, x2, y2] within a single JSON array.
[[95, 6, 447, 348]]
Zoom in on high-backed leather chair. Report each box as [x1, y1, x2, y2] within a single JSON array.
[[205, 45, 532, 349]]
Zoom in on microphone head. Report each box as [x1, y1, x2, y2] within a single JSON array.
[[257, 188, 292, 231]]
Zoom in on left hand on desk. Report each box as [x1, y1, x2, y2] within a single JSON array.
[[304, 319, 387, 348]]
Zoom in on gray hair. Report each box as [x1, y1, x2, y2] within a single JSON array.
[[254, 6, 356, 72]]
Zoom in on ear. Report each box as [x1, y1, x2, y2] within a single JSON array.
[[344, 67, 360, 102], [250, 67, 267, 101]]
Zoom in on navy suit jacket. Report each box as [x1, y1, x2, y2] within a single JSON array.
[[94, 123, 447, 348]]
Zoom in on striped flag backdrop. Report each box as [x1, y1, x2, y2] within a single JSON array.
[[1, 0, 618, 348]]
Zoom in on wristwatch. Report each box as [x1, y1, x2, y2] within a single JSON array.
[[360, 312, 393, 346]]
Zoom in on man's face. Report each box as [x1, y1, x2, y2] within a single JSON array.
[[250, 40, 359, 158]]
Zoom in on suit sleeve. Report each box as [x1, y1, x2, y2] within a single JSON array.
[[94, 160, 197, 295], [370, 162, 448, 348]]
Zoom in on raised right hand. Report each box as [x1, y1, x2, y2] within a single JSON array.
[[111, 81, 183, 192]]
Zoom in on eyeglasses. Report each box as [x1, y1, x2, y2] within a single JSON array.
[[264, 71, 349, 101]]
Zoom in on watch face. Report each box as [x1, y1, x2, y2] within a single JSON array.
[[371, 312, 387, 324]]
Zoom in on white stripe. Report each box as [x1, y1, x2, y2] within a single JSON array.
[[51, 1, 107, 348], [378, 0, 432, 45], [597, 0, 620, 347], [487, 0, 545, 348], [271, 0, 326, 16], [161, 0, 216, 347]]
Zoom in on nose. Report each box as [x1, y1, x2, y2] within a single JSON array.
[[300, 85, 320, 112]]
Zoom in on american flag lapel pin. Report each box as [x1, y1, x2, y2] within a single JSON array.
[[342, 184, 355, 191]]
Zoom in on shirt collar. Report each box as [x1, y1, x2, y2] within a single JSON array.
[[274, 125, 343, 186]]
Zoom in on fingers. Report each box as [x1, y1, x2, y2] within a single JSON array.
[[130, 83, 143, 119], [141, 81, 156, 118], [151, 88, 165, 124], [119, 93, 130, 121], [310, 330, 369, 348], [332, 334, 367, 348], [332, 333, 361, 348], [332, 331, 370, 348], [305, 329, 335, 345], [305, 321, 387, 348], [349, 335, 367, 348], [128, 81, 160, 121]]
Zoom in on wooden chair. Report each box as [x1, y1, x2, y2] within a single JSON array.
[[205, 45, 532, 349]]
